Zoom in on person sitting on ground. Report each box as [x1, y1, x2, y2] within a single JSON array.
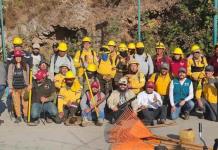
[[107, 77, 136, 123], [58, 71, 82, 125], [80, 81, 106, 127], [30, 70, 61, 125], [136, 81, 166, 125], [49, 42, 76, 80], [125, 59, 145, 95], [54, 64, 70, 91], [7, 49, 31, 123], [149, 62, 172, 114], [196, 65, 218, 121], [169, 67, 194, 120]]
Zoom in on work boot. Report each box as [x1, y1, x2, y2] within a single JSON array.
[[46, 117, 53, 123], [182, 111, 190, 120], [23, 116, 28, 123], [0, 119, 4, 125], [81, 118, 92, 127], [28, 120, 40, 126], [14, 117, 22, 123], [51, 115, 62, 124], [157, 119, 166, 124], [64, 117, 77, 126], [95, 120, 103, 126]]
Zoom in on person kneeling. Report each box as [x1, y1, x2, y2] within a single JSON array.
[[80, 81, 106, 127], [31, 70, 62, 125], [137, 81, 167, 126], [58, 71, 82, 126]]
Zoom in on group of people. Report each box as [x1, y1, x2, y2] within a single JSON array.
[[0, 35, 217, 126]]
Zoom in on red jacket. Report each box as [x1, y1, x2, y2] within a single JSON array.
[[208, 55, 218, 76], [170, 59, 187, 77], [154, 55, 172, 72]]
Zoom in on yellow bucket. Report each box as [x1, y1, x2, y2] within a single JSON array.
[[179, 128, 196, 143]]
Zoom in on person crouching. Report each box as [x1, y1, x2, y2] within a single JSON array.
[[137, 81, 167, 126], [80, 81, 106, 127]]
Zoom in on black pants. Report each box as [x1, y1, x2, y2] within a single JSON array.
[[141, 106, 167, 124], [63, 104, 79, 119]]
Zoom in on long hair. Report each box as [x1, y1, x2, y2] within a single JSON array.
[[15, 57, 27, 71]]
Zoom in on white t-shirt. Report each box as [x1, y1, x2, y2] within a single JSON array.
[[31, 54, 41, 75], [137, 91, 162, 109]]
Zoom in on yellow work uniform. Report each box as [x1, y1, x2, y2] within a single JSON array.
[[149, 73, 172, 96], [97, 59, 116, 78], [74, 49, 98, 77], [54, 73, 65, 89], [187, 56, 207, 80], [126, 72, 145, 94], [58, 78, 82, 113], [110, 52, 118, 77], [196, 78, 218, 104]]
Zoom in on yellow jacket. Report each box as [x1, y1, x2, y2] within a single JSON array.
[[149, 73, 172, 96], [54, 73, 65, 89], [196, 77, 218, 104], [187, 56, 207, 80], [58, 78, 82, 112], [97, 58, 116, 78], [126, 72, 145, 94], [74, 49, 98, 77]]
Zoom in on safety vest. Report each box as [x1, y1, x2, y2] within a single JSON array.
[[173, 78, 192, 104], [13, 66, 26, 89]]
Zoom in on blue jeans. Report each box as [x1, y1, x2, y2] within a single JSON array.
[[31, 102, 58, 119], [0, 85, 5, 100], [171, 100, 194, 120], [82, 105, 105, 121]]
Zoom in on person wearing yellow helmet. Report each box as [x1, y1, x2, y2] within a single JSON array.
[[74, 36, 98, 78], [49, 42, 76, 80], [133, 41, 154, 79], [108, 40, 117, 69], [153, 42, 172, 72], [170, 47, 187, 77], [187, 44, 207, 93], [113, 43, 129, 89], [7, 36, 32, 67], [54, 64, 70, 91], [58, 70, 82, 125], [97, 46, 114, 95], [128, 42, 136, 57]]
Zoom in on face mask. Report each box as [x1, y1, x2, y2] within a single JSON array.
[[120, 51, 128, 58], [136, 48, 144, 55], [101, 53, 108, 61], [129, 50, 135, 55]]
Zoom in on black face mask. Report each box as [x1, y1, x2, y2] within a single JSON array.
[[120, 51, 128, 58], [87, 71, 95, 79], [129, 50, 135, 55], [136, 48, 144, 55], [32, 51, 39, 56], [66, 82, 73, 87]]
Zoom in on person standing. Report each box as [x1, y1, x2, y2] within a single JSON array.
[[7, 50, 31, 123]]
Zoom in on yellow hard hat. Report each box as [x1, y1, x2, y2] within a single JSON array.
[[82, 36, 91, 42], [173, 47, 183, 55], [191, 44, 201, 53], [136, 42, 144, 48], [87, 64, 97, 72], [100, 45, 110, 53], [129, 59, 139, 65], [118, 43, 128, 51], [57, 42, 68, 52], [13, 37, 23, 45], [65, 71, 75, 79], [108, 40, 116, 46], [156, 42, 165, 49], [128, 43, 136, 49]]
